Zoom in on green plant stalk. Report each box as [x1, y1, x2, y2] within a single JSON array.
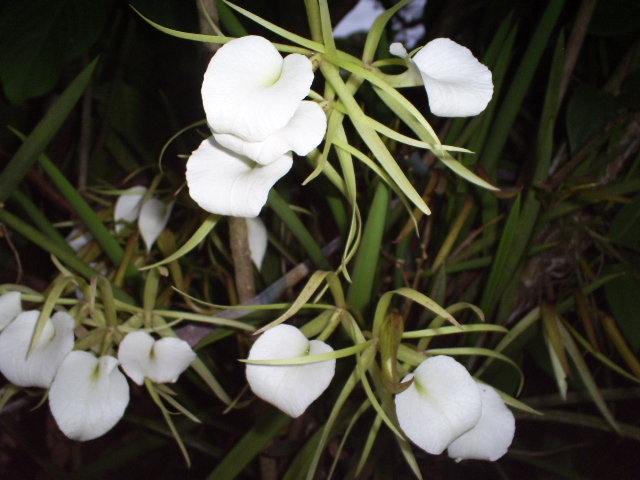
[[206, 408, 289, 480], [0, 58, 98, 203], [0, 208, 133, 301], [267, 188, 331, 270], [346, 182, 390, 313]]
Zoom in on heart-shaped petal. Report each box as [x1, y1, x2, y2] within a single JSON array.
[[213, 101, 327, 165], [246, 217, 268, 270], [186, 137, 292, 218], [246, 324, 335, 418], [203, 36, 314, 142], [114, 185, 147, 233], [138, 197, 173, 253], [447, 383, 515, 461], [0, 291, 22, 331], [0, 311, 74, 388], [118, 331, 196, 385], [411, 38, 493, 117], [49, 352, 129, 441], [395, 355, 482, 455]]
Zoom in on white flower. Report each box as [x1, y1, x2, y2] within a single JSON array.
[[114, 185, 173, 252], [0, 291, 22, 331], [49, 351, 129, 441], [187, 137, 292, 218], [394, 356, 482, 455], [447, 383, 515, 462], [202, 36, 326, 165], [390, 38, 493, 117], [118, 331, 196, 385], [0, 310, 74, 388], [245, 324, 335, 418], [246, 217, 268, 270]]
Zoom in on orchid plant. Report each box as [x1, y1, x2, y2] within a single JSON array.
[[0, 1, 539, 478]]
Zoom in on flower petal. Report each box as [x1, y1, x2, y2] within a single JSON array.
[[411, 38, 493, 117], [246, 217, 268, 270], [49, 352, 129, 441], [118, 331, 196, 385], [213, 101, 327, 165], [186, 137, 292, 218], [0, 291, 22, 331], [447, 383, 515, 462], [138, 197, 173, 253], [246, 324, 335, 418], [202, 36, 314, 142], [395, 355, 482, 455], [66, 227, 92, 252], [0, 311, 74, 388], [114, 185, 147, 233], [389, 42, 409, 58]]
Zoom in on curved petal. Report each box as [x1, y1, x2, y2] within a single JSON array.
[[246, 324, 335, 418], [412, 38, 493, 117], [186, 137, 292, 218], [49, 352, 129, 441], [66, 228, 92, 252], [246, 217, 268, 270], [447, 383, 515, 462], [389, 42, 409, 58], [395, 356, 482, 455], [114, 185, 147, 233], [118, 331, 196, 385], [138, 198, 173, 253], [214, 101, 327, 165], [203, 36, 314, 142], [0, 311, 74, 388], [0, 291, 23, 331]]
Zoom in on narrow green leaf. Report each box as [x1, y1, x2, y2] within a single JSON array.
[[0, 58, 98, 203]]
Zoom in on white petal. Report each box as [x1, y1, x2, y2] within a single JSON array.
[[49, 352, 129, 441], [214, 101, 327, 165], [202, 36, 314, 142], [246, 217, 268, 270], [448, 383, 515, 462], [186, 137, 292, 218], [246, 324, 335, 418], [138, 198, 173, 253], [412, 38, 493, 117], [66, 228, 92, 252], [118, 331, 196, 385], [389, 42, 409, 58], [0, 291, 22, 331], [0, 311, 74, 388], [114, 186, 147, 233], [395, 356, 482, 455]]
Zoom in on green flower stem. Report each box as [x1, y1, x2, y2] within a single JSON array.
[[0, 59, 98, 204], [39, 155, 138, 281], [302, 0, 322, 44], [0, 208, 134, 304], [9, 190, 72, 251]]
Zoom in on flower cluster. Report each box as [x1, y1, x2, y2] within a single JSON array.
[[245, 325, 514, 462], [0, 293, 196, 441], [187, 36, 327, 218]]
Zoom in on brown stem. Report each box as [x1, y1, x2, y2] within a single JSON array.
[[228, 216, 256, 303]]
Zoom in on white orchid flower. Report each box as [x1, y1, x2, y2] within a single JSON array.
[[200, 35, 326, 165], [118, 331, 196, 385], [187, 137, 292, 218], [0, 291, 22, 331], [114, 185, 173, 251], [394, 355, 482, 455], [114, 185, 147, 234], [49, 351, 129, 441], [390, 38, 493, 117], [447, 383, 515, 462], [245, 324, 335, 418], [246, 217, 268, 270], [213, 100, 327, 166], [0, 311, 74, 388]]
